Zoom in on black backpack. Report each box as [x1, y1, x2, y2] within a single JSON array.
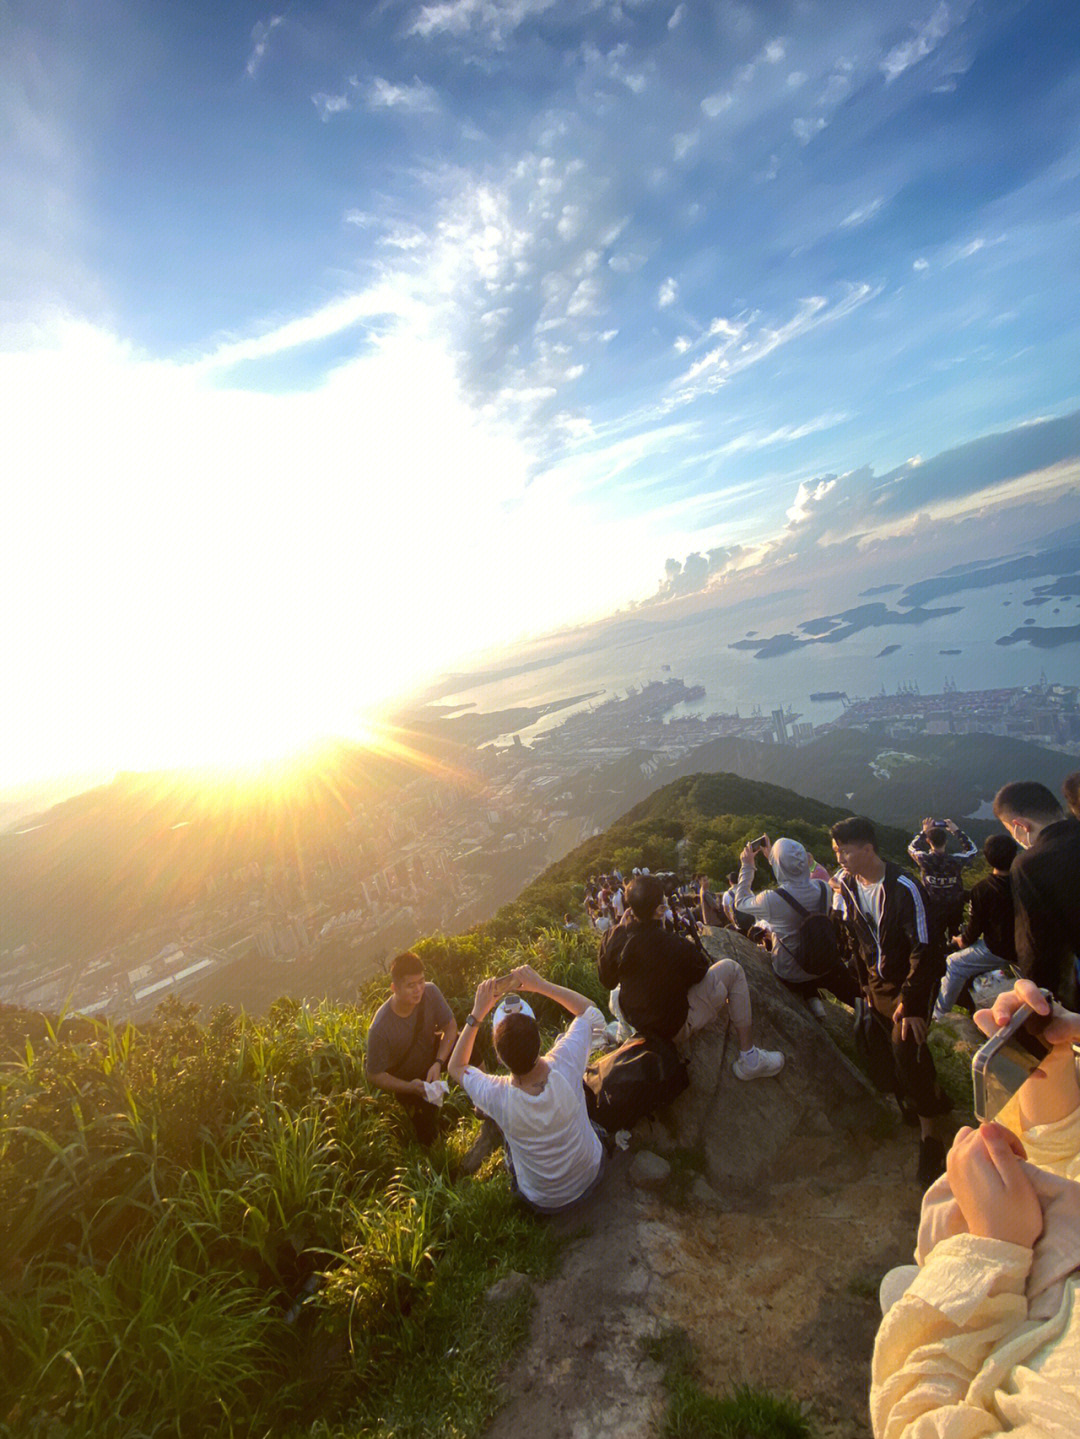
[[775, 883, 843, 976], [582, 1034, 689, 1132]]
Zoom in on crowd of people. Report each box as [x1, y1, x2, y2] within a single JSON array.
[[363, 770, 1080, 1433]]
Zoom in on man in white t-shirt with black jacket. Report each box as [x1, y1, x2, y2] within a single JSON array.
[[830, 815, 951, 1188], [448, 965, 607, 1214]]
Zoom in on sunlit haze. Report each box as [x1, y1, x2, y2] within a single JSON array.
[[4, 0, 1079, 785]]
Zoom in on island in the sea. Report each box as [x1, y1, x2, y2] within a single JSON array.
[[997, 623, 1080, 649]]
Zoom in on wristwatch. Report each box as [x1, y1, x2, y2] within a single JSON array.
[[463, 1014, 480, 1028]]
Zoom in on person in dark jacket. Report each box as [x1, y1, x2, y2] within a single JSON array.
[[830, 816, 951, 1186], [932, 833, 1018, 1021], [907, 817, 978, 942], [599, 873, 783, 1080], [993, 780, 1080, 1009]]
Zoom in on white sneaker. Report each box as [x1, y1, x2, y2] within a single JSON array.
[[807, 997, 827, 1021], [732, 1047, 785, 1080]]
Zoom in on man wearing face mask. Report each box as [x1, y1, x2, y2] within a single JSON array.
[[992, 780, 1080, 1009]]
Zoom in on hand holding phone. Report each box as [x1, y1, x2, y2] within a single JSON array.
[[972, 993, 1053, 1122], [750, 834, 769, 853]]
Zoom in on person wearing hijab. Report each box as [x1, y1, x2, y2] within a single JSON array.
[[734, 835, 860, 1018]]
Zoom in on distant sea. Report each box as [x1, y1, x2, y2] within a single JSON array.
[[436, 576, 1080, 744]]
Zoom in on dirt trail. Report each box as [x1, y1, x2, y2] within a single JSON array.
[[485, 1113, 925, 1439]]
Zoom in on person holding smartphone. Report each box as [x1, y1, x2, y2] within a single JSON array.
[[871, 978, 1080, 1436], [448, 965, 608, 1214]]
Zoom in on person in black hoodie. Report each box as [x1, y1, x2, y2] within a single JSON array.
[[932, 832, 1018, 1021], [830, 816, 951, 1186], [907, 817, 978, 943], [993, 780, 1080, 1009], [599, 873, 784, 1080]]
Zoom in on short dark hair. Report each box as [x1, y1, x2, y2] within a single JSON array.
[[927, 827, 947, 851], [727, 871, 739, 886], [829, 815, 878, 850], [993, 781, 1063, 824], [1063, 770, 1080, 820], [983, 833, 1018, 870], [625, 872, 665, 920], [494, 1013, 541, 1076], [390, 950, 424, 985]]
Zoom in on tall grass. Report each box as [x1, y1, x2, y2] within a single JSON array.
[[1, 933, 580, 1438]]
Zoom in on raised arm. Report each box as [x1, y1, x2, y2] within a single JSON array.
[[512, 962, 594, 1016]]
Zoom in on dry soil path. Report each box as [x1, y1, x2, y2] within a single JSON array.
[[484, 1092, 930, 1439]]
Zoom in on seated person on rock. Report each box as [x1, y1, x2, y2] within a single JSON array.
[[871, 977, 1080, 1437], [932, 832, 1019, 1022], [734, 835, 860, 1020], [365, 950, 458, 1146], [598, 873, 784, 1081], [448, 965, 607, 1215]]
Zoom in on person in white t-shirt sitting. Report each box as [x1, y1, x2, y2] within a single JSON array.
[[448, 964, 607, 1214]]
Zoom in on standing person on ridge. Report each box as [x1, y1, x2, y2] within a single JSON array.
[[993, 779, 1080, 1009], [907, 817, 978, 946], [830, 816, 951, 1187]]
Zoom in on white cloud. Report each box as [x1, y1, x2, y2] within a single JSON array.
[[668, 285, 878, 407], [763, 38, 786, 64], [608, 251, 648, 273], [913, 257, 929, 271], [658, 277, 678, 308], [364, 77, 440, 112], [313, 92, 351, 122], [409, 0, 556, 45], [786, 476, 838, 526], [957, 236, 985, 258], [880, 1, 954, 84], [667, 4, 685, 29], [701, 92, 733, 118], [787, 71, 806, 88], [840, 197, 884, 228], [673, 131, 698, 160], [245, 15, 283, 79], [792, 116, 827, 144]]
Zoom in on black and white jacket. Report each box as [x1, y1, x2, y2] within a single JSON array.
[[833, 861, 940, 1015]]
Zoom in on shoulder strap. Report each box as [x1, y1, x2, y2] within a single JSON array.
[[775, 886, 810, 920]]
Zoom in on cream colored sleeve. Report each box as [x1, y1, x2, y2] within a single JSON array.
[[871, 1233, 1031, 1439], [1016, 1101, 1080, 1183]]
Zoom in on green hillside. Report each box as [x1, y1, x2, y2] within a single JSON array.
[[664, 729, 1074, 838], [517, 771, 911, 920]]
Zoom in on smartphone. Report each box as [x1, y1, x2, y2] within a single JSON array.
[[492, 972, 518, 996], [972, 994, 1053, 1122], [750, 835, 769, 852]]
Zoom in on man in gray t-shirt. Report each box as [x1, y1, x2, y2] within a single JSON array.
[[366, 950, 457, 1145]]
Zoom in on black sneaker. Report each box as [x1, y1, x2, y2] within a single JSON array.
[[917, 1136, 946, 1188]]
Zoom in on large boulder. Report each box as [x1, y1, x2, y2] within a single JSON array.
[[640, 928, 886, 1200]]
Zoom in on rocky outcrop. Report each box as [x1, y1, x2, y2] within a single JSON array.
[[637, 927, 885, 1199]]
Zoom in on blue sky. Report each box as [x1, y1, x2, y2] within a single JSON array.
[[3, 0, 1080, 779]]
